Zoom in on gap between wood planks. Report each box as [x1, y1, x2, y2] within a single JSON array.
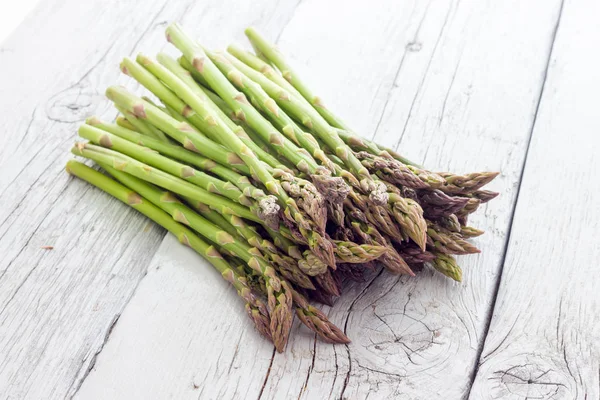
[[464, 0, 566, 397]]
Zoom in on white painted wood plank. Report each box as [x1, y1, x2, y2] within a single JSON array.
[[7, 1, 574, 400], [0, 0, 42, 44], [259, 0, 565, 399], [75, 235, 276, 400], [0, 0, 298, 398], [0, 0, 179, 397], [469, 0, 600, 398]]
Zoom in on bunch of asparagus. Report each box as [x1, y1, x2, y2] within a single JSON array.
[[67, 23, 498, 352]]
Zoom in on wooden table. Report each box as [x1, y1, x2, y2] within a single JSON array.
[[1, 0, 598, 398]]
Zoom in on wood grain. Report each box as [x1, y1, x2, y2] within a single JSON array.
[[469, 0, 600, 398]]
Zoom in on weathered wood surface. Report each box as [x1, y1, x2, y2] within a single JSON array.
[[0, 0, 597, 399], [469, 0, 600, 398]]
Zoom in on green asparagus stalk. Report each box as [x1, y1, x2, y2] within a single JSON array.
[[227, 44, 300, 104], [292, 290, 350, 344], [226, 42, 346, 131], [459, 226, 485, 238], [238, 31, 343, 128], [65, 160, 272, 341], [229, 38, 423, 171], [431, 252, 462, 282], [208, 50, 336, 174], [116, 104, 171, 143], [437, 171, 500, 195], [116, 115, 141, 133], [332, 241, 387, 264], [106, 85, 249, 174], [427, 223, 481, 255], [71, 142, 260, 223], [185, 199, 315, 290], [243, 28, 384, 201], [163, 30, 317, 174], [165, 24, 336, 268], [86, 118, 271, 203], [152, 53, 286, 171], [78, 124, 253, 207], [101, 163, 294, 351]]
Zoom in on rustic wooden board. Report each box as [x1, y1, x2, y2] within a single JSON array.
[[2, 0, 596, 398], [469, 0, 600, 398]]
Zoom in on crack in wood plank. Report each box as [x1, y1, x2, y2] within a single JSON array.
[[465, 0, 566, 397]]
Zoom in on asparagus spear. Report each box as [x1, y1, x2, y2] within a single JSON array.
[[106, 85, 248, 173], [459, 226, 485, 238], [165, 24, 336, 268], [116, 115, 141, 132], [243, 28, 386, 203], [388, 193, 428, 250], [332, 241, 388, 264], [166, 27, 318, 174], [208, 50, 336, 174], [431, 252, 462, 282], [235, 260, 349, 344], [437, 171, 500, 195], [356, 151, 445, 190], [185, 199, 315, 290], [142, 53, 286, 171], [232, 33, 345, 131], [427, 222, 481, 255], [86, 118, 272, 202], [116, 104, 170, 143], [469, 189, 499, 203], [101, 163, 294, 351], [65, 160, 272, 341], [418, 189, 470, 219], [292, 290, 350, 344], [79, 124, 253, 207], [71, 142, 260, 223]]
